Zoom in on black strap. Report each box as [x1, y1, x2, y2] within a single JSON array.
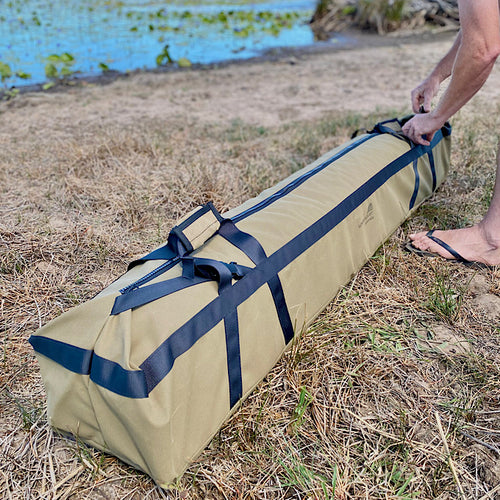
[[30, 126, 452, 400], [217, 219, 266, 264], [181, 255, 247, 408], [370, 121, 413, 146], [409, 158, 420, 210], [427, 148, 437, 192], [112, 275, 210, 315], [126, 244, 177, 272], [224, 309, 242, 407], [218, 219, 295, 344], [426, 230, 467, 262]]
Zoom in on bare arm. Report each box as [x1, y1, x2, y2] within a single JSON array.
[[403, 0, 500, 145], [411, 31, 462, 112]]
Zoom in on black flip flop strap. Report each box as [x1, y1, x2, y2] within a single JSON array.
[[426, 230, 468, 263]]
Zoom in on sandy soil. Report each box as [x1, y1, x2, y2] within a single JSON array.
[[3, 31, 500, 140]]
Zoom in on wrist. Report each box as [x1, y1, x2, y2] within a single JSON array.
[[428, 108, 447, 128], [428, 70, 445, 87]]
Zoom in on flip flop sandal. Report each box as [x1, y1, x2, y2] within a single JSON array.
[[405, 230, 496, 270]]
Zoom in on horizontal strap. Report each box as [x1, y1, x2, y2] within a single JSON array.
[[29, 336, 149, 398], [29, 336, 93, 374], [90, 353, 148, 398], [111, 275, 210, 315], [115, 257, 253, 315], [127, 245, 177, 271]]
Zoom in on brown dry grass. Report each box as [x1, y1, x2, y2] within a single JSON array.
[[1, 54, 500, 499]]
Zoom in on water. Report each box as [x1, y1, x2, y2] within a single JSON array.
[[0, 0, 317, 87]]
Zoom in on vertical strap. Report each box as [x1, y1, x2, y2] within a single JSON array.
[[182, 256, 244, 409], [218, 220, 295, 345], [427, 148, 437, 192], [217, 219, 266, 264], [267, 276, 294, 344], [224, 311, 242, 407], [409, 158, 420, 210]]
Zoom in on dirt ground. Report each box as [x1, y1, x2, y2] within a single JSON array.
[[2, 31, 500, 499], [6, 31, 500, 135]]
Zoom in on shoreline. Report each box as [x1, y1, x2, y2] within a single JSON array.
[[6, 28, 493, 140], [2, 28, 458, 98]]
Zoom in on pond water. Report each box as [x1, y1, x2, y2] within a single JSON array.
[[0, 0, 319, 87]]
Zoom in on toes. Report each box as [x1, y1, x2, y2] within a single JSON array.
[[409, 231, 427, 240], [409, 231, 430, 247], [413, 239, 431, 251]]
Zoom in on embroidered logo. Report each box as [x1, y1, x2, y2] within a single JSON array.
[[358, 202, 374, 228]]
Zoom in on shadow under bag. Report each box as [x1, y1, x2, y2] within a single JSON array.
[[30, 116, 451, 487]]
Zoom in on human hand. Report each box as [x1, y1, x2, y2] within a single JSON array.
[[410, 75, 441, 113], [401, 112, 443, 146]]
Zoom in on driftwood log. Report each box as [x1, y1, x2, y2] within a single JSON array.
[[311, 0, 459, 38]]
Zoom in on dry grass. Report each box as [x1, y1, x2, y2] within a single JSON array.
[[1, 83, 500, 500]]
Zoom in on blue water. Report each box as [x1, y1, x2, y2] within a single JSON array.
[[0, 0, 317, 87]]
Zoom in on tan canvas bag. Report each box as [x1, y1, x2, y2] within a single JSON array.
[[30, 117, 451, 487]]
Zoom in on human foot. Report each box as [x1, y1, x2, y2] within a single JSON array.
[[408, 225, 500, 267]]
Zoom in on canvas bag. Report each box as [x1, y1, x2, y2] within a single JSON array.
[[30, 117, 451, 487]]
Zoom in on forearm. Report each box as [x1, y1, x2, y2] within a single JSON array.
[[429, 31, 462, 83], [403, 0, 500, 146], [432, 40, 498, 124], [431, 0, 500, 123]]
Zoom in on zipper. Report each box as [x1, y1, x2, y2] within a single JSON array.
[[120, 257, 180, 293], [232, 133, 376, 223], [121, 133, 378, 294]]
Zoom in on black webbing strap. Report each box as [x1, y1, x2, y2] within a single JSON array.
[[182, 255, 250, 408], [409, 158, 420, 210], [370, 119, 437, 208], [127, 202, 223, 271], [428, 147, 437, 192], [218, 219, 295, 345], [370, 120, 413, 146], [114, 253, 250, 407], [409, 146, 436, 211], [112, 275, 210, 315]]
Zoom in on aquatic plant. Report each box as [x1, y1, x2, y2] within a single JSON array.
[[0, 61, 30, 84], [44, 53, 76, 80], [156, 44, 174, 66], [156, 45, 191, 68], [1, 0, 312, 87], [98, 62, 110, 73]]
